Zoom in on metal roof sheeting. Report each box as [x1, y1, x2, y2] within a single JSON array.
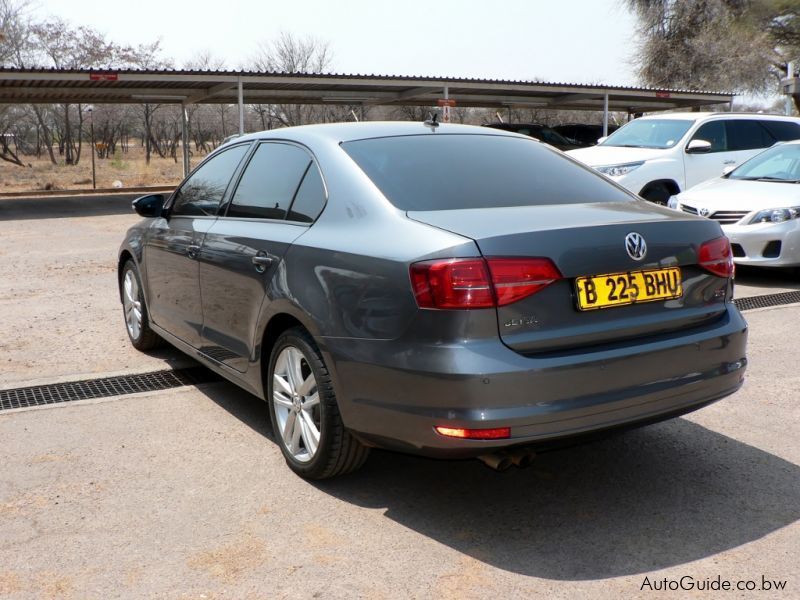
[[0, 67, 734, 111]]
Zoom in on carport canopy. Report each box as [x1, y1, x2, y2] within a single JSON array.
[[0, 67, 735, 175]]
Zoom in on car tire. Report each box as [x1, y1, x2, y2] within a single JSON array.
[[640, 182, 672, 205], [267, 327, 369, 479], [120, 259, 163, 351]]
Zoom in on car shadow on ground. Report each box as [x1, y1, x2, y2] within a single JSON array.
[[198, 381, 800, 581], [735, 265, 799, 291], [0, 193, 162, 221]]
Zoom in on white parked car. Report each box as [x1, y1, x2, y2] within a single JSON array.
[[567, 112, 800, 204], [674, 140, 800, 268]]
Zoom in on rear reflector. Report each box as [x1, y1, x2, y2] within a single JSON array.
[[435, 426, 511, 440], [411, 257, 561, 309], [698, 236, 735, 278]]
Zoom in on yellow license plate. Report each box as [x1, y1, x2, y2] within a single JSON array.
[[575, 267, 682, 311]]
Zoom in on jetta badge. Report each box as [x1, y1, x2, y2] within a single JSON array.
[[625, 232, 647, 261]]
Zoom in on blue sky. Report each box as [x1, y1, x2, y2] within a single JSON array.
[[36, 0, 640, 85]]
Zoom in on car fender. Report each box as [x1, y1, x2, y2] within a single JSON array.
[[618, 156, 685, 196]]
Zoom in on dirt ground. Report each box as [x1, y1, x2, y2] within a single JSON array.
[[0, 307, 798, 599], [0, 196, 798, 598], [0, 146, 185, 193], [0, 195, 189, 388]]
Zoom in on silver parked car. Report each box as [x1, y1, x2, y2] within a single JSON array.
[[675, 140, 800, 268], [118, 122, 747, 479]]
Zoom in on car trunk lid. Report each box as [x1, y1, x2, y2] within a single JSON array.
[[408, 202, 731, 354]]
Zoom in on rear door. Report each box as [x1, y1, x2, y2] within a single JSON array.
[[723, 119, 779, 172], [144, 143, 250, 346], [197, 141, 327, 372]]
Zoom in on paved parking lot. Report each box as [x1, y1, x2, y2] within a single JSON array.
[[1, 196, 798, 598]]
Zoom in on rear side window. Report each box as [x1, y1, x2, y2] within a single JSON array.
[[171, 144, 250, 216], [226, 142, 312, 220], [725, 120, 773, 151], [287, 164, 327, 223], [760, 120, 800, 142], [341, 134, 631, 211]]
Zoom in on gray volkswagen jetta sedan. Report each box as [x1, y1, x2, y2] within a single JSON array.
[[118, 122, 747, 479]]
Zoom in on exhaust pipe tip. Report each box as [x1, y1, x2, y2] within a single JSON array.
[[478, 451, 513, 471], [508, 447, 537, 469]]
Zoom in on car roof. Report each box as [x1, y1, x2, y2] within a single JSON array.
[[636, 112, 799, 122], [231, 121, 518, 146], [484, 122, 546, 128]]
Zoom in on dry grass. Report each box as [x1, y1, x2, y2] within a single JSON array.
[[0, 571, 24, 595], [187, 533, 269, 583], [0, 145, 188, 192]]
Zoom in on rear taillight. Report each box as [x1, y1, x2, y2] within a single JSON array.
[[410, 257, 561, 309], [486, 258, 563, 306], [410, 259, 494, 308], [698, 236, 735, 278]]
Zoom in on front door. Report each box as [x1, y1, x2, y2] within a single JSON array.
[[144, 143, 250, 346], [683, 120, 730, 190]]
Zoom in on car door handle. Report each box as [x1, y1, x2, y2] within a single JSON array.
[[251, 254, 274, 272], [187, 244, 201, 259]]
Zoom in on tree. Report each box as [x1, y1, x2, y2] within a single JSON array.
[[249, 32, 355, 127], [121, 41, 174, 164], [1, 3, 147, 165], [29, 17, 120, 164], [624, 0, 800, 111]]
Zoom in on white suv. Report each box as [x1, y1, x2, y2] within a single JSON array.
[[567, 112, 800, 204]]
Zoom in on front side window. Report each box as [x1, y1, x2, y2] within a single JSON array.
[[691, 121, 727, 153], [600, 119, 694, 149], [171, 144, 250, 216], [226, 143, 312, 220]]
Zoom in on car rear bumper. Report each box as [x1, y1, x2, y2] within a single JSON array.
[[320, 304, 748, 458]]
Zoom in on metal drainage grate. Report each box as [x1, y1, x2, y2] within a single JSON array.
[[0, 366, 222, 411], [3, 291, 800, 411], [735, 291, 800, 312]]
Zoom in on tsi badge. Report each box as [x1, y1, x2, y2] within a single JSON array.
[[504, 316, 539, 329], [625, 232, 647, 261]]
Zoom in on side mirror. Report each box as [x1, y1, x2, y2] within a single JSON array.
[[686, 139, 712, 154], [132, 194, 165, 218], [722, 165, 736, 176], [596, 136, 608, 144]]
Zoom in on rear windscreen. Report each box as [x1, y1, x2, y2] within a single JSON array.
[[341, 134, 632, 211]]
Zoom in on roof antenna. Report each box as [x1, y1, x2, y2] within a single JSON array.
[[350, 109, 360, 122], [495, 111, 505, 124], [424, 111, 439, 130]]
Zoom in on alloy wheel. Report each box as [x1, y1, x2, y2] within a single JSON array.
[[123, 270, 143, 340], [272, 346, 321, 463]]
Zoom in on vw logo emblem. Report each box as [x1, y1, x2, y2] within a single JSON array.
[[625, 232, 647, 261], [699, 208, 711, 217]]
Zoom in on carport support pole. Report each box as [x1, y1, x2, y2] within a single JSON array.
[[181, 104, 190, 177], [238, 76, 244, 135], [603, 93, 609, 137]]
